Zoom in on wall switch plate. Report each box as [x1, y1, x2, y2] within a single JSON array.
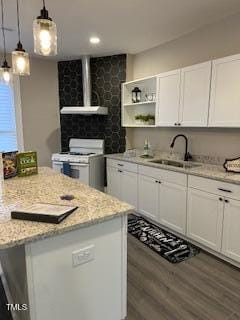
[[72, 245, 95, 267]]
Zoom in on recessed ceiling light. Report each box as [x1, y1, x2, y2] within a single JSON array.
[[90, 37, 100, 44]]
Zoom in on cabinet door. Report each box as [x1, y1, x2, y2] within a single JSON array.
[[107, 166, 121, 199], [157, 70, 181, 126], [138, 174, 159, 220], [121, 170, 138, 208], [179, 62, 211, 127], [222, 198, 240, 263], [187, 188, 224, 251], [159, 181, 187, 235], [209, 54, 240, 127]]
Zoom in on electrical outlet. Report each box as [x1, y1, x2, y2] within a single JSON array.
[[72, 245, 95, 267]]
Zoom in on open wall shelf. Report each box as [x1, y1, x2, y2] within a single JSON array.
[[123, 101, 156, 107], [122, 76, 157, 127]]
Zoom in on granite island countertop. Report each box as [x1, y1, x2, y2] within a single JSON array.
[[106, 153, 240, 186], [0, 167, 133, 249]]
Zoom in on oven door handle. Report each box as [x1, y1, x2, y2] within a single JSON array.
[[69, 163, 89, 167]]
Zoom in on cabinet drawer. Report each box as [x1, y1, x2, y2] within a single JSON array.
[[107, 159, 138, 173], [138, 165, 187, 186], [189, 175, 240, 200]]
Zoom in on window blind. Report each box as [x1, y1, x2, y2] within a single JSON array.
[[0, 82, 18, 152]]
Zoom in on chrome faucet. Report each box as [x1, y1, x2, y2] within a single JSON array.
[[170, 134, 192, 161]]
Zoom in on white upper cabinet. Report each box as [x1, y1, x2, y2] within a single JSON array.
[[179, 62, 211, 127], [209, 54, 240, 127], [122, 53, 240, 128], [156, 63, 211, 127], [157, 70, 181, 126]]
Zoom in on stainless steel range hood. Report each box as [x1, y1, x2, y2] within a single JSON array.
[[60, 56, 108, 115]]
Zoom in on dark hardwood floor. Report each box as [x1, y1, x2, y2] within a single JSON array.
[[0, 235, 240, 320], [0, 277, 12, 320], [127, 234, 240, 320]]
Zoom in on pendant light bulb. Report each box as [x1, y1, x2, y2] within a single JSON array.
[[0, 0, 12, 84], [3, 69, 10, 82], [12, 49, 30, 76], [16, 56, 26, 71], [0, 60, 11, 85], [39, 27, 51, 55], [33, 0, 57, 56], [12, 0, 30, 76]]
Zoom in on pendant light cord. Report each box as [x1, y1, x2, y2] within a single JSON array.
[[0, 0, 7, 61], [16, 0, 21, 43], [43, 0, 45, 7]]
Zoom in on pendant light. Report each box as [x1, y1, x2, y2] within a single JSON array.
[[0, 0, 11, 84], [33, 0, 57, 56], [12, 0, 30, 76]]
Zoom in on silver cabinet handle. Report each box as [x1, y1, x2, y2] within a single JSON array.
[[218, 188, 232, 193], [118, 170, 122, 173], [117, 163, 124, 167]]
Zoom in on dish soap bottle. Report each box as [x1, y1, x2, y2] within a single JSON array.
[[143, 139, 150, 157]]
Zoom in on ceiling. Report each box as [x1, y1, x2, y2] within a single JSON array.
[[1, 0, 240, 60]]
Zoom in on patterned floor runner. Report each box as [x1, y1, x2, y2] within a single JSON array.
[[128, 214, 200, 263]]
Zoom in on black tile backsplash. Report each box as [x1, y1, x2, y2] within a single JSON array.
[[58, 54, 126, 154]]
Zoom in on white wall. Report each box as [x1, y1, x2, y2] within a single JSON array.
[[19, 57, 60, 167], [127, 12, 240, 160], [133, 12, 240, 79]]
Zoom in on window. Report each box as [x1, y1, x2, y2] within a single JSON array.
[[0, 77, 23, 152]]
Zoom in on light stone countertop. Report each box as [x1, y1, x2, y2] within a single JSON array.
[[105, 153, 240, 185], [0, 167, 133, 249]]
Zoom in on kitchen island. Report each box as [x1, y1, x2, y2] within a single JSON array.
[[0, 167, 133, 320]]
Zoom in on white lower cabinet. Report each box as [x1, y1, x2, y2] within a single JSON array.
[[107, 160, 240, 266], [159, 181, 187, 235], [138, 167, 187, 235], [121, 170, 138, 208], [222, 198, 240, 263], [187, 175, 240, 264], [107, 166, 121, 199], [138, 174, 159, 220], [107, 165, 138, 208], [187, 188, 224, 251]]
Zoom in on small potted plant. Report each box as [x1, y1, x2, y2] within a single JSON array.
[[135, 114, 155, 125]]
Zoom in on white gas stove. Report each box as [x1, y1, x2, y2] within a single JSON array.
[[52, 139, 104, 191]]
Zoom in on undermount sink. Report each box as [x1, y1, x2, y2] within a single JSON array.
[[149, 159, 201, 169]]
